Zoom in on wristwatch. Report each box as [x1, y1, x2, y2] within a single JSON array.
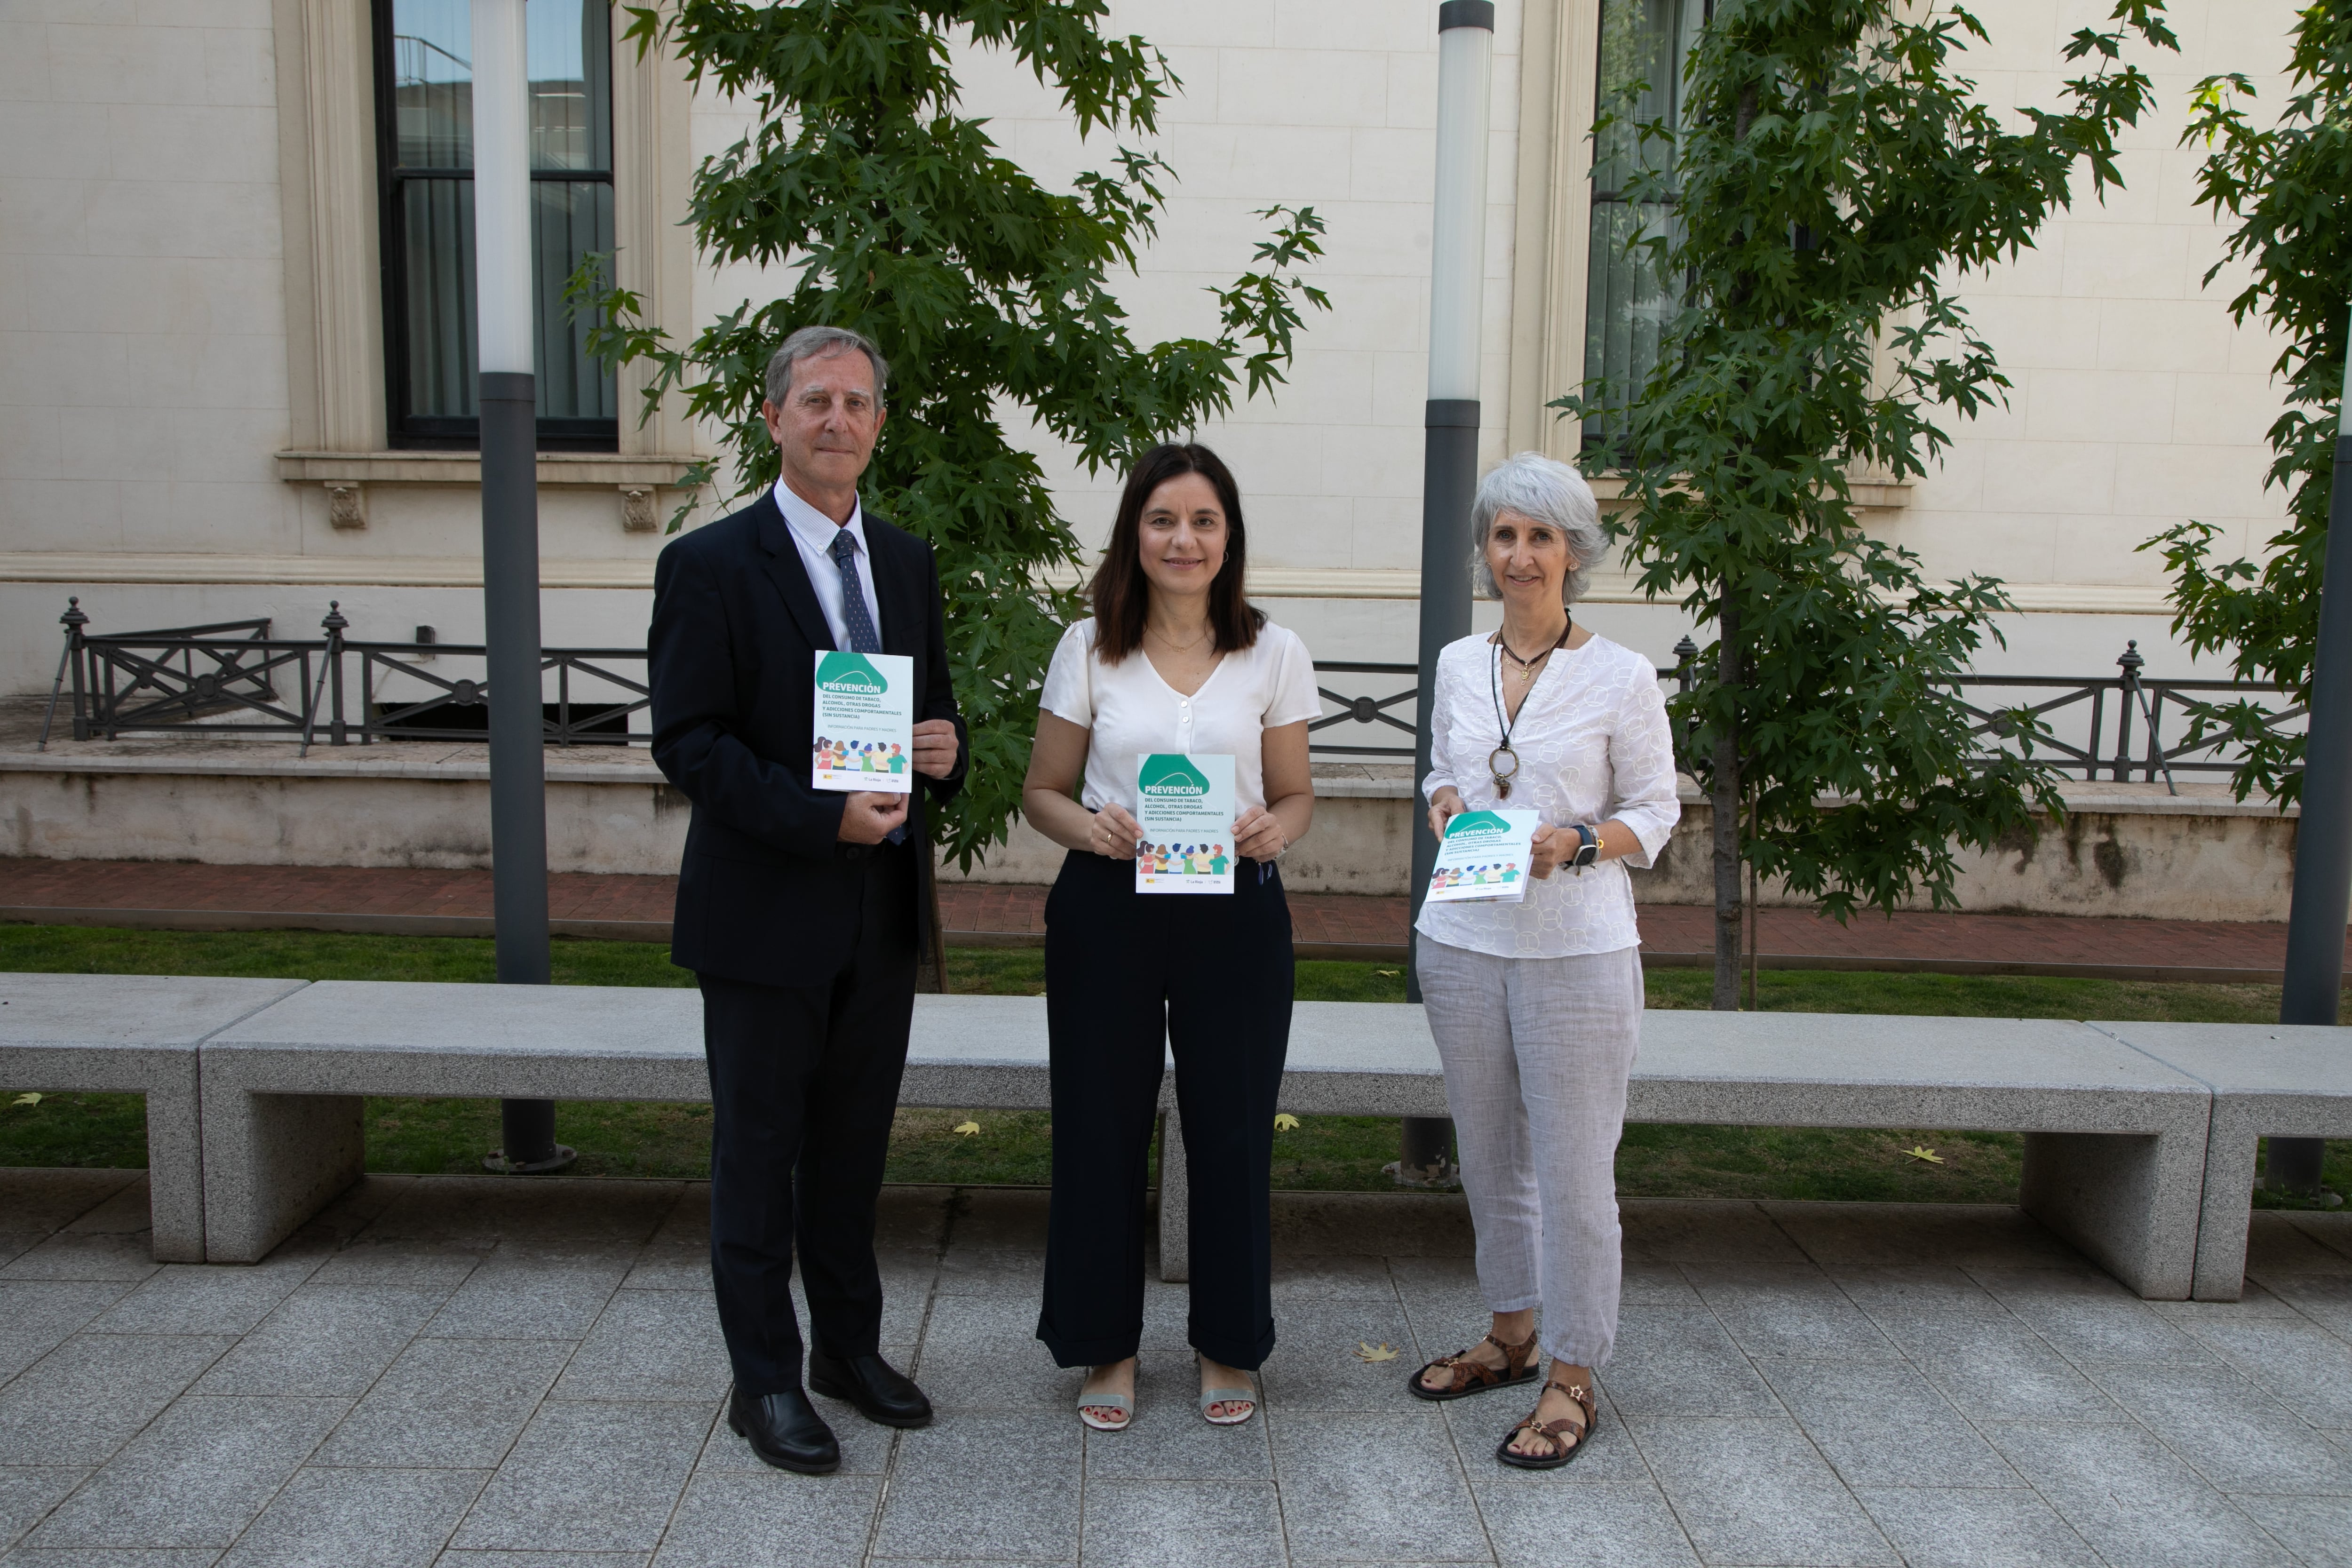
[[1566, 823, 1602, 873]]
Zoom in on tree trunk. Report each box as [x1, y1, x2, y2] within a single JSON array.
[[1712, 588, 1743, 1010]]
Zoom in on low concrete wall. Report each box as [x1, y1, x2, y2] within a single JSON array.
[[0, 741, 2304, 918], [1640, 790, 2301, 924], [6, 751, 696, 877]]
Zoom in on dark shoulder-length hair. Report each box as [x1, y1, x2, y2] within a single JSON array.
[[1088, 442, 1263, 662]]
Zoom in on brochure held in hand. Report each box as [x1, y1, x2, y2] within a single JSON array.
[[1135, 753, 1236, 894], [1426, 809, 1540, 904], [810, 650, 916, 794]]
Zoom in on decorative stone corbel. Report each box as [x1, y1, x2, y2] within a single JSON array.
[[325, 482, 367, 530], [620, 486, 660, 533]]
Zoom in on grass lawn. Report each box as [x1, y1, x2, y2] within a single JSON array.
[[4, 923, 2343, 1202]]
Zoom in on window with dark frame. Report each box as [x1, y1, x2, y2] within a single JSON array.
[[1582, 0, 1706, 456], [373, 0, 618, 452]]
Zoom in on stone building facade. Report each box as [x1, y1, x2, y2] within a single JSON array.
[[0, 0, 2300, 690]]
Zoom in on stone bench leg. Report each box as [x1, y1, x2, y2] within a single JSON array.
[[142, 1072, 208, 1264], [201, 1089, 365, 1263], [2189, 1114, 2260, 1303], [2018, 1129, 2201, 1300], [1158, 1103, 1189, 1282]]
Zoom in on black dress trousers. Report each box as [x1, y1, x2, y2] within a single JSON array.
[[1035, 847, 1294, 1372], [699, 839, 917, 1397]]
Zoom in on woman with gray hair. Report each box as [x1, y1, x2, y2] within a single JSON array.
[[1404, 451, 1679, 1469]]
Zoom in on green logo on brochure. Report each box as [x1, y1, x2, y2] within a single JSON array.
[[1138, 755, 1212, 798], [1446, 810, 1512, 842], [817, 652, 889, 694]]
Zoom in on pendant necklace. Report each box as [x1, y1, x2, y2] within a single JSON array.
[[1486, 619, 1572, 801]]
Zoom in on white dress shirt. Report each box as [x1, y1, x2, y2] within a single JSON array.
[[772, 479, 881, 647], [1415, 630, 1682, 959], [1038, 617, 1321, 819]]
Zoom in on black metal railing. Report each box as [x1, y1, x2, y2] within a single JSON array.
[[39, 599, 652, 754], [1295, 635, 2302, 793], [35, 600, 2300, 793]]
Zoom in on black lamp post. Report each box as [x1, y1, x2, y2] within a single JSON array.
[[1399, 1, 1495, 1184], [2269, 311, 2352, 1200], [473, 0, 569, 1174]]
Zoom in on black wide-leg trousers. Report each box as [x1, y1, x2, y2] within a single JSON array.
[[698, 843, 916, 1398], [1035, 849, 1294, 1372]]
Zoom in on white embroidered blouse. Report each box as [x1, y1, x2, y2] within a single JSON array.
[[1415, 630, 1682, 959]]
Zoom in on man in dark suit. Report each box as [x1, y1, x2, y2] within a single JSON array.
[[649, 324, 967, 1474]]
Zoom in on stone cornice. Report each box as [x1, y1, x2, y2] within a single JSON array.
[[273, 451, 709, 487]]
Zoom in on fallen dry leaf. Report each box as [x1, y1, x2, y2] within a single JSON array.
[[1375, 969, 1399, 977], [1354, 1341, 1399, 1363], [10, 1093, 40, 1107], [952, 1120, 981, 1137], [1273, 1113, 1300, 1131], [1905, 1145, 1945, 1164]]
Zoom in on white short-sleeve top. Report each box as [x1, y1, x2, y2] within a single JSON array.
[[1039, 617, 1321, 818]]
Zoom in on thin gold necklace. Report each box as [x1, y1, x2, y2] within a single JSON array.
[[1148, 621, 1211, 654]]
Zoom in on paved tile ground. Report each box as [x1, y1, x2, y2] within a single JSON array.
[[2, 1170, 2348, 1567], [4, 858, 2336, 971]]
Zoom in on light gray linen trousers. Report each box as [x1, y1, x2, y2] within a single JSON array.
[[1416, 940, 1644, 1367], [1414, 631, 1681, 1369]]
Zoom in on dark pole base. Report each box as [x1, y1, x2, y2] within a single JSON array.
[[2265, 1136, 2332, 1198], [487, 1097, 573, 1174], [1390, 1115, 1461, 1189]]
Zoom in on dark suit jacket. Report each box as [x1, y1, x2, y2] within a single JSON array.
[[649, 488, 968, 987]]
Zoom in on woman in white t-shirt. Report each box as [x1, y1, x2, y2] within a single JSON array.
[[1021, 442, 1319, 1434]]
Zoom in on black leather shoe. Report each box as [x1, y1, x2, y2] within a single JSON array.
[[727, 1387, 841, 1474], [808, 1351, 933, 1428]]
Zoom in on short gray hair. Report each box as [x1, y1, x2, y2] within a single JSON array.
[[1469, 451, 1606, 606], [764, 325, 890, 406]]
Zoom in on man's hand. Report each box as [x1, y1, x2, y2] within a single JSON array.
[[912, 719, 960, 780], [1426, 787, 1466, 839], [838, 791, 909, 844]]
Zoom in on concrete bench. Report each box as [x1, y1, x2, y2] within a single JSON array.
[[177, 980, 2212, 1299], [0, 972, 309, 1261], [2090, 1019, 2352, 1300], [1272, 1003, 2213, 1300], [196, 983, 1097, 1263]]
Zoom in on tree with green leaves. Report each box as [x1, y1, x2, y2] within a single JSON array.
[[2144, 0, 2352, 807], [577, 0, 1327, 865], [1558, 0, 2177, 1007]]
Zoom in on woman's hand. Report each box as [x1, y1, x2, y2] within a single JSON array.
[[1526, 824, 1568, 880], [1426, 787, 1466, 839], [1232, 806, 1287, 862], [1087, 803, 1144, 860]]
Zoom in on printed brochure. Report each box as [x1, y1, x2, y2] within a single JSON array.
[[1134, 753, 1237, 894], [1426, 809, 1540, 903], [811, 650, 916, 794]]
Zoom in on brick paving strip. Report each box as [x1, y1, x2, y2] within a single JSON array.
[[2, 858, 2340, 982]]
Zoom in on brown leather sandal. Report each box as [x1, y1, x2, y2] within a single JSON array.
[[1495, 1377, 1597, 1470], [1406, 1330, 1542, 1402]]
